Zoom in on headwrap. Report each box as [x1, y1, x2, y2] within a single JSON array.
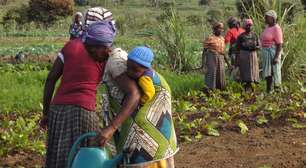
[[243, 18, 253, 27], [84, 7, 115, 27], [227, 16, 239, 27], [212, 22, 224, 30], [82, 21, 116, 47], [72, 12, 83, 23], [265, 10, 277, 20]]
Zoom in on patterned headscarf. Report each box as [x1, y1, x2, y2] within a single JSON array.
[[72, 12, 83, 23], [84, 7, 115, 27], [82, 21, 116, 47], [265, 10, 277, 20], [243, 18, 253, 27]]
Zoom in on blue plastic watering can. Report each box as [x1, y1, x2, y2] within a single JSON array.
[[67, 132, 123, 168]]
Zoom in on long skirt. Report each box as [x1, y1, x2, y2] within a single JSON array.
[[205, 51, 226, 89], [239, 50, 259, 82], [102, 74, 178, 168], [45, 105, 100, 168], [261, 47, 282, 86]]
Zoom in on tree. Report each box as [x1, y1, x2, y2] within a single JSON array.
[[28, 0, 74, 26], [199, 0, 212, 6]]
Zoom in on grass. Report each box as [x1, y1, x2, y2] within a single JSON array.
[[0, 63, 204, 114]]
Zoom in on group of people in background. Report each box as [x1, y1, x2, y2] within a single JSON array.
[[202, 10, 283, 93]]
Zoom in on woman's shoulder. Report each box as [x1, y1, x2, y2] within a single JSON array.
[[273, 24, 282, 31]]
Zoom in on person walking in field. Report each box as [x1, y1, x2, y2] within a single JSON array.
[[260, 10, 283, 93], [225, 17, 245, 66], [69, 12, 83, 39], [235, 19, 260, 91], [202, 22, 229, 91]]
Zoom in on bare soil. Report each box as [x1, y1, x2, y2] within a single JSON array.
[[175, 126, 306, 168], [1, 126, 306, 168]]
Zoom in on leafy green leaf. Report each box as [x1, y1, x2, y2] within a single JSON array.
[[237, 120, 248, 134], [256, 116, 268, 125], [203, 121, 220, 137], [292, 123, 306, 129], [218, 112, 231, 122]]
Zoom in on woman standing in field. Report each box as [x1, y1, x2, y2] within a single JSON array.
[[260, 10, 283, 93], [100, 46, 178, 167], [225, 17, 245, 66], [69, 12, 83, 39], [236, 19, 260, 91], [202, 22, 228, 90], [41, 21, 141, 168]]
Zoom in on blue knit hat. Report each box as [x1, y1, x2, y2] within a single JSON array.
[[128, 46, 154, 68]]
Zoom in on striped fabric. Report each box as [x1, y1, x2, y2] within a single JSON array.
[[204, 51, 226, 90], [84, 7, 115, 27], [239, 50, 259, 82], [45, 105, 101, 168]]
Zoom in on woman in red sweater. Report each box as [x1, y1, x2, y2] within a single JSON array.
[[41, 21, 141, 168]]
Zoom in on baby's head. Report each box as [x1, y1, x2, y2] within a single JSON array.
[[127, 46, 154, 79]]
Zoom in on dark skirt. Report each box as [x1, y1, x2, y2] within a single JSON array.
[[45, 105, 101, 168], [239, 50, 259, 82], [205, 51, 226, 90]]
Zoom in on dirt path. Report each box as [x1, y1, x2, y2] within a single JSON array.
[[1, 126, 306, 168], [175, 126, 306, 168]]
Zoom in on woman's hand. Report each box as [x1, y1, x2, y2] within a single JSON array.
[[273, 57, 279, 64], [97, 126, 116, 147]]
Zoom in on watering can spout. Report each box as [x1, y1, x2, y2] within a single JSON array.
[[104, 153, 123, 168]]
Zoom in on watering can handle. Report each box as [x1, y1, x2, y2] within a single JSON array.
[[67, 131, 97, 168]]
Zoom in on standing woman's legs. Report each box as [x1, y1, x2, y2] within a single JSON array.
[[216, 55, 226, 90], [266, 76, 273, 93]]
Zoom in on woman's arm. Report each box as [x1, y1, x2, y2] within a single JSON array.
[[98, 73, 141, 146], [273, 43, 282, 64], [112, 73, 141, 128], [40, 57, 63, 128]]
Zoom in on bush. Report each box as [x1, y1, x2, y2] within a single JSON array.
[[2, 5, 29, 26], [206, 8, 224, 24], [199, 0, 212, 6], [28, 0, 74, 26], [186, 15, 203, 25]]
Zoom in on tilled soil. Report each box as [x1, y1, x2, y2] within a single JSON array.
[[176, 126, 306, 168], [1, 126, 306, 168]]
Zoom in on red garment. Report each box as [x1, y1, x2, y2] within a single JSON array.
[[52, 39, 106, 111], [224, 27, 245, 45]]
